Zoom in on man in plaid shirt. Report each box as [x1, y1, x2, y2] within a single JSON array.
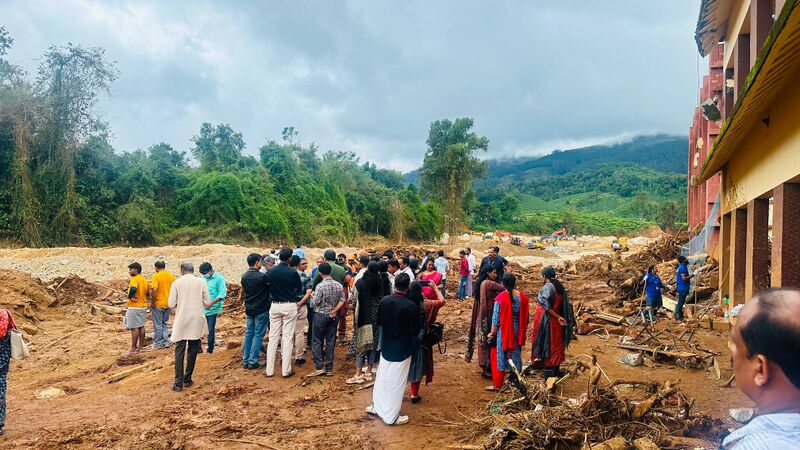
[[308, 263, 346, 376]]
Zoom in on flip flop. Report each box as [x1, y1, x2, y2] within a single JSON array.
[[346, 376, 365, 385]]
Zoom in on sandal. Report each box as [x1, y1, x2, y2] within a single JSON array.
[[346, 375, 365, 385], [485, 385, 500, 391], [363, 373, 373, 382]]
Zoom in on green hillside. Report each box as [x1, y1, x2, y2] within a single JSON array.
[[466, 136, 688, 236]]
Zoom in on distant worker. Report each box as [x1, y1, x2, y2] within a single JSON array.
[[366, 273, 419, 425], [531, 267, 574, 379], [723, 288, 800, 448], [125, 262, 149, 356], [168, 262, 210, 392], [149, 260, 176, 349], [642, 265, 664, 323], [292, 245, 306, 259], [199, 262, 226, 354], [675, 255, 694, 321], [240, 253, 270, 370], [434, 250, 450, 298], [264, 248, 302, 378]]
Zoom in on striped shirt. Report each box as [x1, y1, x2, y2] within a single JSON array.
[[722, 413, 800, 449]]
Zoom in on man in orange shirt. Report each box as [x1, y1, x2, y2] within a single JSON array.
[[150, 260, 176, 349], [125, 262, 149, 355]]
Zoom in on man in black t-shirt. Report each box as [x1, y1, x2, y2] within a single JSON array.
[[240, 253, 270, 370]]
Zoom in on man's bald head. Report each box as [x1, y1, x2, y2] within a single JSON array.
[[736, 288, 800, 390]]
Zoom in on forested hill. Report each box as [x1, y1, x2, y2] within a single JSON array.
[[463, 135, 690, 236]]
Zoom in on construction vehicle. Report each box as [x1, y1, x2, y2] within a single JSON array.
[[611, 237, 630, 252], [511, 236, 523, 246], [494, 230, 513, 242], [527, 237, 547, 250]]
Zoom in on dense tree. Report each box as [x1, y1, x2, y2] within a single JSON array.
[[191, 123, 245, 171], [419, 118, 489, 234]]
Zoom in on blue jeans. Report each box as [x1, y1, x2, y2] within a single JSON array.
[[242, 310, 270, 366], [458, 275, 469, 300], [205, 313, 218, 353], [151, 307, 171, 348], [675, 290, 689, 321]]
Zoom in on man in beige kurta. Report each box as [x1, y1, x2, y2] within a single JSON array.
[[168, 262, 210, 391]]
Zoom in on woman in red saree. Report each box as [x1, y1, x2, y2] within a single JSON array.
[[408, 260, 446, 403], [531, 266, 574, 379]]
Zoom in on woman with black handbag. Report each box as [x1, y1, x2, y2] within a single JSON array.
[[407, 280, 445, 404]]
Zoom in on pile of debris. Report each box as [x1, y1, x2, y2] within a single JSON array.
[[49, 274, 127, 306], [0, 268, 53, 333], [468, 371, 724, 449]]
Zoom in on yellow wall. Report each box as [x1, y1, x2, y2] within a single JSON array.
[[721, 69, 800, 213], [724, 0, 752, 69]]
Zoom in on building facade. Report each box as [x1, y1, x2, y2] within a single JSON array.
[[692, 0, 800, 307]]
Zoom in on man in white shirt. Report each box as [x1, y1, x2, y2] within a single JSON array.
[[466, 248, 477, 298], [434, 250, 450, 298], [398, 256, 415, 281], [168, 262, 210, 392]]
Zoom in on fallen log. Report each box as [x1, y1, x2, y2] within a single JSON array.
[[108, 361, 156, 383], [596, 311, 626, 325], [615, 343, 697, 360], [90, 303, 125, 315]]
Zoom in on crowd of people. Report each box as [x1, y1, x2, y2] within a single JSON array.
[[1, 242, 798, 446]]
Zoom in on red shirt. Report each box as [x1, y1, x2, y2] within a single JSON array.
[[459, 257, 470, 276]]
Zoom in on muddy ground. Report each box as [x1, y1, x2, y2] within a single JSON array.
[[0, 243, 749, 449]]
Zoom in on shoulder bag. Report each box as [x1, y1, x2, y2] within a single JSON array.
[[7, 310, 30, 360]]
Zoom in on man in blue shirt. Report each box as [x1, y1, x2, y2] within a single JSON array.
[[674, 255, 694, 321], [199, 262, 226, 354], [642, 265, 664, 323], [293, 245, 306, 259], [723, 288, 800, 449]]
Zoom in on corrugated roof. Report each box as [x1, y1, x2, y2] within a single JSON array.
[[694, 0, 733, 56]]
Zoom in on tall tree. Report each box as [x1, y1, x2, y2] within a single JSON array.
[[419, 118, 488, 233], [191, 123, 244, 171]]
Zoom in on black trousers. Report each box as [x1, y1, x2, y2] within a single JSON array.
[[174, 339, 201, 386], [312, 313, 338, 371]]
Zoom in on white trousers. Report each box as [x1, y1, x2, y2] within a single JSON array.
[[294, 305, 308, 360], [372, 355, 411, 425], [266, 302, 297, 377]]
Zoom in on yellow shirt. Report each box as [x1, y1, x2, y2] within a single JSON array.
[[150, 270, 176, 309], [128, 274, 149, 308]]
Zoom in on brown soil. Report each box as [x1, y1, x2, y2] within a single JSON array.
[[0, 243, 748, 449]]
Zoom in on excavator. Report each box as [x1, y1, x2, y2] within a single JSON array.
[[611, 237, 630, 252]]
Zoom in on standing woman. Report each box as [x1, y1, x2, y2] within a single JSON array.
[[348, 262, 383, 384], [643, 265, 664, 323], [531, 267, 574, 379], [477, 267, 505, 378], [486, 274, 529, 392], [0, 308, 16, 435], [407, 280, 446, 404], [417, 259, 444, 297]]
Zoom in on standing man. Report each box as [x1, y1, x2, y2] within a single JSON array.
[[366, 273, 419, 426], [480, 246, 507, 281], [240, 253, 270, 370], [398, 256, 415, 281], [265, 248, 303, 378], [387, 258, 400, 292], [466, 248, 477, 298], [168, 262, 209, 392], [434, 250, 450, 298], [260, 255, 276, 273], [199, 262, 226, 354], [674, 255, 693, 322], [308, 262, 346, 377], [149, 260, 175, 349], [723, 289, 800, 448], [313, 250, 350, 344], [293, 245, 306, 259], [458, 251, 469, 301], [125, 262, 149, 355], [293, 256, 312, 366]]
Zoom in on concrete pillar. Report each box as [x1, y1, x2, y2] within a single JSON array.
[[751, 0, 773, 63], [729, 207, 747, 305], [745, 198, 770, 299], [772, 183, 800, 287], [724, 68, 734, 118], [734, 35, 751, 102], [720, 212, 731, 305]]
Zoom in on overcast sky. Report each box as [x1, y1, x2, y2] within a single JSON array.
[[3, 0, 702, 171]]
